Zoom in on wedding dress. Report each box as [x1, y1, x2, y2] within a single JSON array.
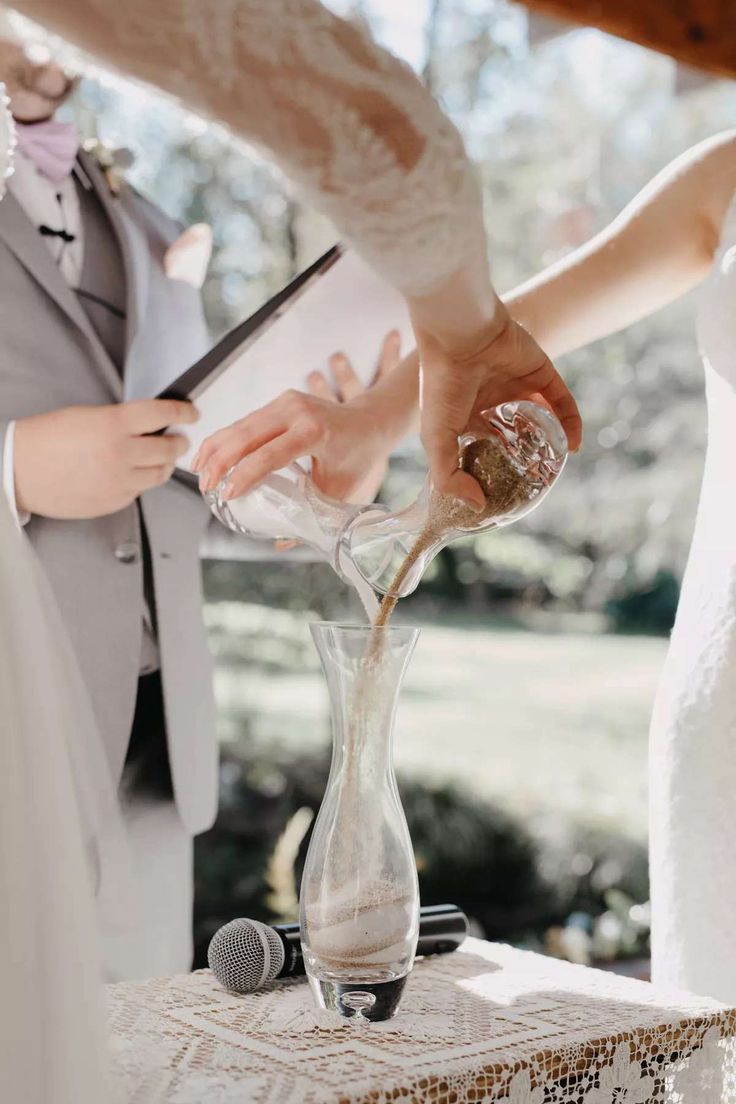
[[0, 487, 115, 1102], [649, 192, 736, 1001]]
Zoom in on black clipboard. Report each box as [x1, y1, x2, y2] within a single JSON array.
[[161, 240, 413, 481], [159, 244, 343, 402]]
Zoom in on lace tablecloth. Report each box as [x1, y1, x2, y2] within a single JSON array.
[[108, 938, 736, 1103]]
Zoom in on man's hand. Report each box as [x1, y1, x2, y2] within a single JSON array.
[[194, 331, 403, 505], [13, 399, 199, 520]]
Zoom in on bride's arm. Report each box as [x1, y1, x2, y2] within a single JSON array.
[[10, 0, 581, 506], [506, 130, 736, 359], [206, 129, 736, 503], [11, 0, 488, 306], [346, 132, 736, 461]]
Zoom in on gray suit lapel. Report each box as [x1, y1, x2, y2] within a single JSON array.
[[0, 188, 122, 398], [78, 151, 150, 371]]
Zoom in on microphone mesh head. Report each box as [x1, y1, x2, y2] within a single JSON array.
[[208, 918, 285, 994]]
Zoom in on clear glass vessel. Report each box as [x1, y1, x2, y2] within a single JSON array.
[[300, 622, 420, 1021], [207, 400, 568, 598]]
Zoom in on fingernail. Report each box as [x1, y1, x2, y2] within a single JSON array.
[[199, 470, 214, 493], [191, 450, 202, 471], [220, 481, 235, 501], [459, 495, 484, 513]]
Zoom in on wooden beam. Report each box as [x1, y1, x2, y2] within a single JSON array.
[[518, 0, 736, 78]]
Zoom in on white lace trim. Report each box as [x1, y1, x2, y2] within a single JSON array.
[[108, 939, 736, 1103], [0, 84, 15, 197]]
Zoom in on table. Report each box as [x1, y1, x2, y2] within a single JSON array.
[[108, 938, 736, 1103]]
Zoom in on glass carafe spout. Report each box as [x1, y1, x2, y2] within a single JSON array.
[[340, 400, 568, 597], [207, 400, 568, 601]]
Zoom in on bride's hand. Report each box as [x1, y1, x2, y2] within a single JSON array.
[[194, 390, 393, 504], [414, 301, 582, 509], [193, 333, 403, 504]]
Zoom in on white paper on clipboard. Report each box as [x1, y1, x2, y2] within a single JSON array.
[[166, 246, 413, 473]]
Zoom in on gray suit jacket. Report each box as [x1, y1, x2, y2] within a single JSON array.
[[0, 151, 217, 834]]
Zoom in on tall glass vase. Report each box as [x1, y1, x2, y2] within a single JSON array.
[[300, 622, 420, 1021]]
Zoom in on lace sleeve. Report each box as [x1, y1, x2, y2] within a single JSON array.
[[0, 83, 14, 198], [10, 0, 486, 297]]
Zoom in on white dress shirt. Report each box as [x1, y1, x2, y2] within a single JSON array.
[[4, 150, 86, 524], [9, 149, 85, 283]]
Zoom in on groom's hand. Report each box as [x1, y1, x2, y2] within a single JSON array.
[[13, 400, 198, 520]]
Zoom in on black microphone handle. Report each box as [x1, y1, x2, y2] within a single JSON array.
[[415, 903, 469, 957], [274, 922, 304, 978], [273, 903, 468, 980]]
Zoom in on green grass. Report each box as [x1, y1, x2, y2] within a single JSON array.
[[209, 605, 667, 841]]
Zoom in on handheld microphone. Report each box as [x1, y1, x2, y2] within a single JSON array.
[[208, 903, 468, 995]]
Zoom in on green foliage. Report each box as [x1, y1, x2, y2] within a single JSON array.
[[606, 570, 681, 634], [193, 747, 648, 968], [400, 780, 549, 937]]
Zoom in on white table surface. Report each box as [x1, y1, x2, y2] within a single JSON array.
[[108, 937, 736, 1103]]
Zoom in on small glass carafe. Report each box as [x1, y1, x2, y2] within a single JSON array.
[[206, 400, 568, 598], [300, 622, 420, 1021]]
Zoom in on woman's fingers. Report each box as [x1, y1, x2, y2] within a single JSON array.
[[375, 329, 401, 382], [417, 313, 581, 506], [420, 358, 487, 508], [191, 398, 284, 475], [449, 319, 581, 454], [317, 331, 401, 405], [308, 354, 366, 405], [196, 406, 290, 491], [423, 420, 486, 509], [330, 352, 363, 402], [537, 373, 582, 451], [220, 428, 314, 499], [307, 370, 337, 402], [509, 358, 582, 451], [195, 390, 337, 495], [423, 421, 486, 508]]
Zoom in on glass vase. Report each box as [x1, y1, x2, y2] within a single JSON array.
[[300, 622, 420, 1021]]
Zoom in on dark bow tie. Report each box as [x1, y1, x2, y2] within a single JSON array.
[[39, 224, 76, 244]]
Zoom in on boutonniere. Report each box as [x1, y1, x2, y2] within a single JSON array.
[[82, 137, 134, 197]]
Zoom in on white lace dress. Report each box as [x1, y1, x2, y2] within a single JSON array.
[[650, 194, 736, 1001]]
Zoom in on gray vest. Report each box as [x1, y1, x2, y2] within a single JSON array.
[[74, 177, 128, 371], [73, 170, 159, 679]]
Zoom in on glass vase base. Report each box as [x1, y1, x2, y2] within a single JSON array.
[[308, 973, 409, 1022]]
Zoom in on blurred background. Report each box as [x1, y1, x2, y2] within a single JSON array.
[[56, 0, 736, 972]]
